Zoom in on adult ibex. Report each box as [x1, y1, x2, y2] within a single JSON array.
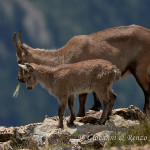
[[18, 60, 121, 128], [14, 24, 150, 115]]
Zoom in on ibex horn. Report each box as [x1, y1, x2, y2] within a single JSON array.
[[13, 32, 21, 55], [17, 31, 29, 54], [17, 30, 22, 45]]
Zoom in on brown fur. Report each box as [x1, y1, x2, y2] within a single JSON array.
[[14, 24, 150, 115], [19, 59, 121, 128]]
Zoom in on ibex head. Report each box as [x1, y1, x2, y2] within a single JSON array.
[[18, 63, 37, 90]]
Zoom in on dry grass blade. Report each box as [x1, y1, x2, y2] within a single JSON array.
[[13, 82, 21, 98]]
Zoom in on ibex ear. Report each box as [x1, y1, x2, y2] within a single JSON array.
[[18, 64, 27, 70], [25, 63, 35, 72], [20, 45, 29, 55]]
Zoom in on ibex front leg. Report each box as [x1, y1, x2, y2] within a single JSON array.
[[57, 97, 68, 129], [68, 95, 76, 126]]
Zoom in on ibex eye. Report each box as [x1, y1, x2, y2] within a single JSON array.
[[28, 76, 31, 79]]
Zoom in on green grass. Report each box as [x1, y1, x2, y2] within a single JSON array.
[[106, 119, 150, 148]]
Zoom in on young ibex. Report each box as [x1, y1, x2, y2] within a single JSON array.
[[13, 32, 101, 117], [18, 59, 121, 128], [14, 24, 150, 116]]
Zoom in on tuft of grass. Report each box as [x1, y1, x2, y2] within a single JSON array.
[[106, 119, 150, 148], [72, 130, 81, 138], [13, 82, 21, 98]]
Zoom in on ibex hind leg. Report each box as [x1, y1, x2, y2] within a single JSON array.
[[96, 90, 110, 125], [144, 92, 150, 117], [68, 95, 76, 126], [99, 100, 110, 125], [77, 93, 88, 117], [57, 97, 68, 129], [77, 93, 102, 117], [90, 92, 102, 111], [130, 65, 150, 116]]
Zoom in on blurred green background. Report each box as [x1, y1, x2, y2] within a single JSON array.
[[0, 0, 148, 127]]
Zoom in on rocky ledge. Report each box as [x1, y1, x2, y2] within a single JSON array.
[[0, 105, 148, 150]]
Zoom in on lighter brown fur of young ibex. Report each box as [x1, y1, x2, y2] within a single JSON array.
[[19, 59, 121, 128]]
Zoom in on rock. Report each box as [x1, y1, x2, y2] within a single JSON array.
[[47, 129, 71, 146], [0, 141, 13, 150], [11, 123, 41, 149], [113, 105, 146, 121], [78, 140, 103, 149], [69, 138, 81, 146], [0, 106, 148, 149], [103, 144, 150, 150], [109, 115, 140, 128], [79, 110, 102, 124], [78, 116, 97, 124], [80, 105, 144, 126], [32, 118, 58, 148], [18, 149, 30, 150], [32, 118, 78, 148], [77, 130, 114, 149], [0, 127, 14, 142], [93, 130, 114, 145]]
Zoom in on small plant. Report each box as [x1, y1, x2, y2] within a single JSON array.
[[13, 82, 21, 98]]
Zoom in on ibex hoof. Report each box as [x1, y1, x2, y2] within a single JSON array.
[[56, 124, 64, 129], [90, 105, 101, 111], [76, 112, 85, 117], [98, 119, 106, 125], [67, 121, 76, 128]]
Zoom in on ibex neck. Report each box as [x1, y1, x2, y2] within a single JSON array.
[[30, 48, 64, 67], [36, 66, 54, 91]]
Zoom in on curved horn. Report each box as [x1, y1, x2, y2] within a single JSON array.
[[13, 32, 21, 54], [17, 30, 22, 45], [17, 31, 29, 54]]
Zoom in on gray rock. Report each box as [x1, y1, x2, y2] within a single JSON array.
[[0, 141, 13, 150], [112, 105, 146, 121], [0, 127, 14, 142], [0, 106, 146, 149]]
